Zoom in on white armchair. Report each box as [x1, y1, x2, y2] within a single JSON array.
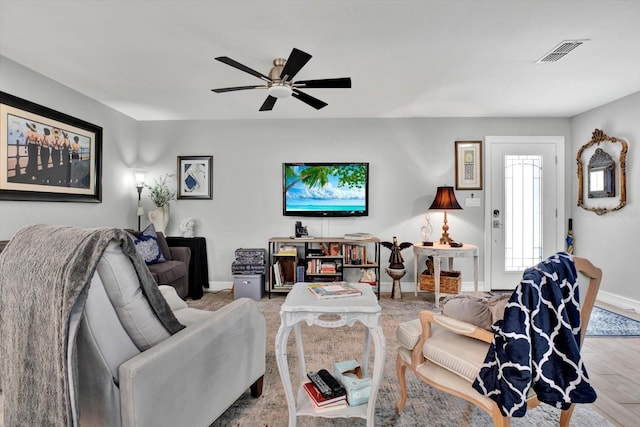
[[395, 256, 602, 426], [77, 240, 266, 426]]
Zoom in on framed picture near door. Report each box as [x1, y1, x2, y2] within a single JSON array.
[[455, 140, 483, 190], [177, 155, 213, 199]]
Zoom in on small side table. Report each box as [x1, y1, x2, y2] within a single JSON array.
[[413, 243, 479, 307], [166, 236, 209, 299], [275, 283, 385, 427]]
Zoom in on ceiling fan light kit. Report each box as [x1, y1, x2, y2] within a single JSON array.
[[212, 48, 351, 111], [268, 83, 293, 98]]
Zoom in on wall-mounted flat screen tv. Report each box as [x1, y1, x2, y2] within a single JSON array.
[[283, 162, 369, 217]]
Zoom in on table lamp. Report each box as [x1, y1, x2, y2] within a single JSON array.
[[429, 186, 462, 244]]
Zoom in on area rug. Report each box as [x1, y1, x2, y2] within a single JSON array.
[[586, 306, 640, 337], [190, 292, 611, 427]]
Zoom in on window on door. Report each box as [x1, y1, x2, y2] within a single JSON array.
[[504, 154, 543, 272]]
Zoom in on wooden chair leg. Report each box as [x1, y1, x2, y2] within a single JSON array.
[[250, 375, 264, 398], [395, 355, 408, 414], [491, 404, 511, 427], [559, 404, 575, 427]]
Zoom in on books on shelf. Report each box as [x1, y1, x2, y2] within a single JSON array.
[[272, 261, 284, 287], [343, 244, 367, 265], [344, 232, 372, 240], [302, 382, 347, 412], [296, 265, 306, 283], [306, 259, 340, 275], [307, 282, 363, 299]]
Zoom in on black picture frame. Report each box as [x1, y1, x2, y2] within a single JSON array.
[[177, 155, 213, 200], [0, 91, 102, 202]]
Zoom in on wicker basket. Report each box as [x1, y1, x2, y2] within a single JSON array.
[[419, 270, 461, 294]]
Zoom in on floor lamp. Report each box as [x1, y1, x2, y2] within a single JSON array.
[[135, 171, 146, 231], [429, 186, 462, 244]]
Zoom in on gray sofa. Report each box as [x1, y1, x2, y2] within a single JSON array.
[[127, 230, 190, 298], [77, 240, 266, 426]]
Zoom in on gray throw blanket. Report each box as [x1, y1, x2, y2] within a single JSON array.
[[0, 225, 184, 426]]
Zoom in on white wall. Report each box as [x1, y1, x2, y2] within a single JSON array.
[[0, 56, 139, 238], [137, 117, 570, 290], [5, 54, 635, 309], [570, 91, 640, 310]]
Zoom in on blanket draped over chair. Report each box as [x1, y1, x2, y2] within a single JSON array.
[[472, 252, 597, 417], [0, 225, 184, 426]]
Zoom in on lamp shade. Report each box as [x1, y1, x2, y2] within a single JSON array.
[[429, 186, 462, 210], [135, 170, 146, 188]]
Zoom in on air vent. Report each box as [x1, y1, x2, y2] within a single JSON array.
[[536, 39, 589, 63]]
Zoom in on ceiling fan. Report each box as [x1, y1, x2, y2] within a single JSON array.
[[211, 48, 351, 111]]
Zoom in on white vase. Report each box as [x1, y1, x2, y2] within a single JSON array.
[[148, 204, 170, 233]]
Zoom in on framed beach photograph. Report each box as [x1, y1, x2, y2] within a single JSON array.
[[177, 155, 213, 199], [0, 91, 102, 202], [455, 140, 483, 190]]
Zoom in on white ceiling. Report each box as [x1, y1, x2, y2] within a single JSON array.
[[1, 0, 639, 121]]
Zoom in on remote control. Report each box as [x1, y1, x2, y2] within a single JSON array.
[[307, 371, 333, 398], [316, 369, 346, 397]]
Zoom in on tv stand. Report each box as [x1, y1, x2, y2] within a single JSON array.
[[268, 236, 381, 299]]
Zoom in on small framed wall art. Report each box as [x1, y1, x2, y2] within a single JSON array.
[[177, 155, 213, 200], [455, 140, 483, 190], [0, 91, 102, 202]]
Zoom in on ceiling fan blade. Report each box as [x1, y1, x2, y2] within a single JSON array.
[[292, 89, 328, 110], [211, 85, 266, 93], [259, 95, 278, 111], [294, 77, 352, 89], [215, 56, 271, 82], [280, 48, 312, 81]]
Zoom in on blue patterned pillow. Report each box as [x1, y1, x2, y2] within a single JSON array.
[[131, 224, 166, 265]]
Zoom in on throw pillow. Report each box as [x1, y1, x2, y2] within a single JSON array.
[[131, 224, 166, 265], [442, 293, 510, 331]]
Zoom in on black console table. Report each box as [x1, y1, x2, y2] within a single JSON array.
[[166, 236, 209, 299]]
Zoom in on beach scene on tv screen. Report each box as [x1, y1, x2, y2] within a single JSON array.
[[284, 164, 367, 212]]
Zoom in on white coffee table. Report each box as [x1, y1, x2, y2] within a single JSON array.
[[275, 282, 385, 427]]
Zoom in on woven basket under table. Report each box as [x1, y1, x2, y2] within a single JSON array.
[[419, 270, 461, 294]]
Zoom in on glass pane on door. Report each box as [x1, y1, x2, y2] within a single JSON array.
[[504, 155, 543, 271]]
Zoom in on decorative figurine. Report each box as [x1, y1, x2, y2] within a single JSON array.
[[381, 236, 413, 299], [421, 213, 434, 246], [179, 217, 195, 238]]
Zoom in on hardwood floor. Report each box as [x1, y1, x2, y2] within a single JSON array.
[[581, 301, 640, 426]]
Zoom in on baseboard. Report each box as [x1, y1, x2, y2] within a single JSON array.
[[207, 280, 486, 294], [205, 281, 233, 292], [596, 290, 640, 313]]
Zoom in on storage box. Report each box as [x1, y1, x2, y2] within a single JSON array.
[[419, 270, 461, 294], [233, 275, 265, 301], [333, 359, 371, 406]]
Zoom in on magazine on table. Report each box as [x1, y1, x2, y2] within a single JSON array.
[[307, 282, 362, 299]]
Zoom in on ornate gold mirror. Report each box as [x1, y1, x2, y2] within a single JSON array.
[[577, 129, 627, 215]]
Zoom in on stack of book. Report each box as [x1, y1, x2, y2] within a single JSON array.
[[277, 245, 298, 256], [302, 381, 347, 412], [231, 248, 266, 275], [320, 261, 337, 274], [344, 232, 372, 240]]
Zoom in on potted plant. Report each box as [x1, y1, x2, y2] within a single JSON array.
[[146, 173, 176, 233]]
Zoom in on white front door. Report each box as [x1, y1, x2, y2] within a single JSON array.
[[484, 136, 565, 290]]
